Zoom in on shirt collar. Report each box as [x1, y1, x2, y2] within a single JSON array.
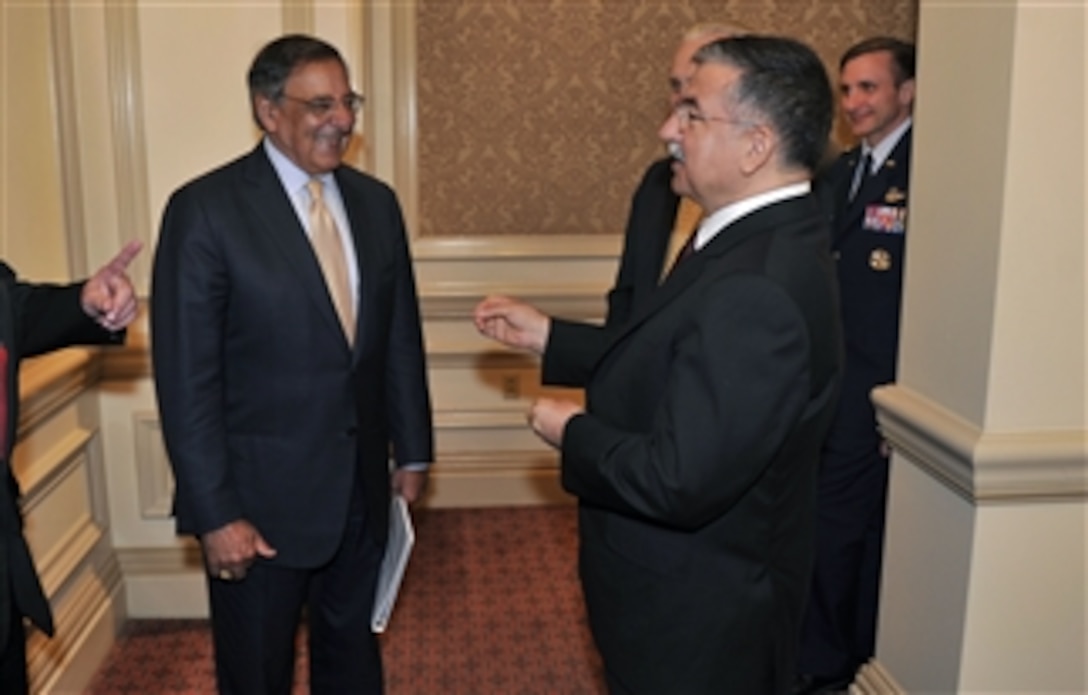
[[694, 181, 811, 251], [862, 117, 912, 173], [263, 137, 334, 197]]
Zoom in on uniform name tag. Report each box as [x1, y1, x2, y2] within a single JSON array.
[[863, 205, 906, 234]]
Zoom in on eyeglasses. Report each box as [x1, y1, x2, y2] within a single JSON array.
[[673, 104, 755, 131], [279, 92, 365, 117]]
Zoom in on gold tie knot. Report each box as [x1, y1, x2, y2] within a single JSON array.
[[307, 178, 325, 208]]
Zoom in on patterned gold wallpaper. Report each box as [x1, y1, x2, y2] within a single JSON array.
[[417, 0, 917, 237]]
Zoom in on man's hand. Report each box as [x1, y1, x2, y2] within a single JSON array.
[[201, 519, 277, 582], [393, 468, 429, 504], [473, 295, 551, 355], [528, 397, 583, 449], [81, 240, 142, 331]]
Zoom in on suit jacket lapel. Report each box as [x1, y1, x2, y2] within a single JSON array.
[[603, 195, 817, 357], [239, 146, 347, 346]]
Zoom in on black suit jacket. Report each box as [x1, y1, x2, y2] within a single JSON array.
[[542, 158, 679, 385], [560, 193, 842, 694], [0, 265, 121, 652], [817, 128, 911, 455], [151, 145, 433, 567]]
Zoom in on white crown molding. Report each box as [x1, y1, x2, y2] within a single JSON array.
[[873, 385, 1087, 502]]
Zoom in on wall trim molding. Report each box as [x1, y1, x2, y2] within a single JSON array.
[[49, 0, 90, 278], [29, 540, 124, 694], [132, 410, 172, 518], [35, 506, 102, 604], [873, 385, 1087, 502], [18, 348, 100, 436], [116, 543, 203, 575], [412, 234, 621, 259], [104, 0, 152, 290]]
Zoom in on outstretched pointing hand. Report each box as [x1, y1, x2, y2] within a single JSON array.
[[81, 240, 143, 331]]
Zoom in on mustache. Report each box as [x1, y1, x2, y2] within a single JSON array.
[[316, 126, 352, 141], [667, 141, 684, 163]]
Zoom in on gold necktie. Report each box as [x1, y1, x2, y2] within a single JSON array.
[[661, 196, 704, 282], [307, 179, 355, 345]]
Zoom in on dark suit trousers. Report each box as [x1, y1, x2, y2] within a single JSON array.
[[207, 479, 384, 694], [798, 446, 889, 678]]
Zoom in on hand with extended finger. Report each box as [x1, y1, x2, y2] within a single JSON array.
[[81, 240, 143, 331]]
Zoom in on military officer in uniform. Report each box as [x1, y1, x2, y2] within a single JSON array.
[[795, 36, 916, 695]]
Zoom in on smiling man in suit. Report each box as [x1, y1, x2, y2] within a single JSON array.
[[518, 35, 842, 694], [795, 36, 916, 695], [151, 34, 433, 694]]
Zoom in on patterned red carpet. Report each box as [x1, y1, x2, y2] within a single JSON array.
[[84, 505, 605, 694]]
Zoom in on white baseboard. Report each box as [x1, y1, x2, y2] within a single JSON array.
[[852, 659, 906, 695]]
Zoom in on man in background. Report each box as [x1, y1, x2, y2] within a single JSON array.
[[474, 22, 742, 378], [151, 34, 432, 694], [795, 36, 916, 695], [498, 35, 841, 693], [1, 241, 141, 693]]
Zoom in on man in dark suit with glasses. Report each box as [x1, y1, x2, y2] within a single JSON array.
[[152, 34, 433, 694]]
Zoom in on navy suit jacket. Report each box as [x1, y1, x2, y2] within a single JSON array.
[[817, 128, 911, 456], [0, 266, 121, 651], [151, 145, 433, 567]]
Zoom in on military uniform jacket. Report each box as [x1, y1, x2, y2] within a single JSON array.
[[818, 128, 911, 454]]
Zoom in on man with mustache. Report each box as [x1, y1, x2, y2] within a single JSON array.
[[795, 36, 916, 695], [151, 34, 433, 694], [497, 35, 842, 693], [474, 23, 741, 377]]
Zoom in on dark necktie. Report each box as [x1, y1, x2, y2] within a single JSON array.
[[848, 151, 873, 202]]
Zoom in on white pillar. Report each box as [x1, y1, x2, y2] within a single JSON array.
[[861, 1, 1087, 693]]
